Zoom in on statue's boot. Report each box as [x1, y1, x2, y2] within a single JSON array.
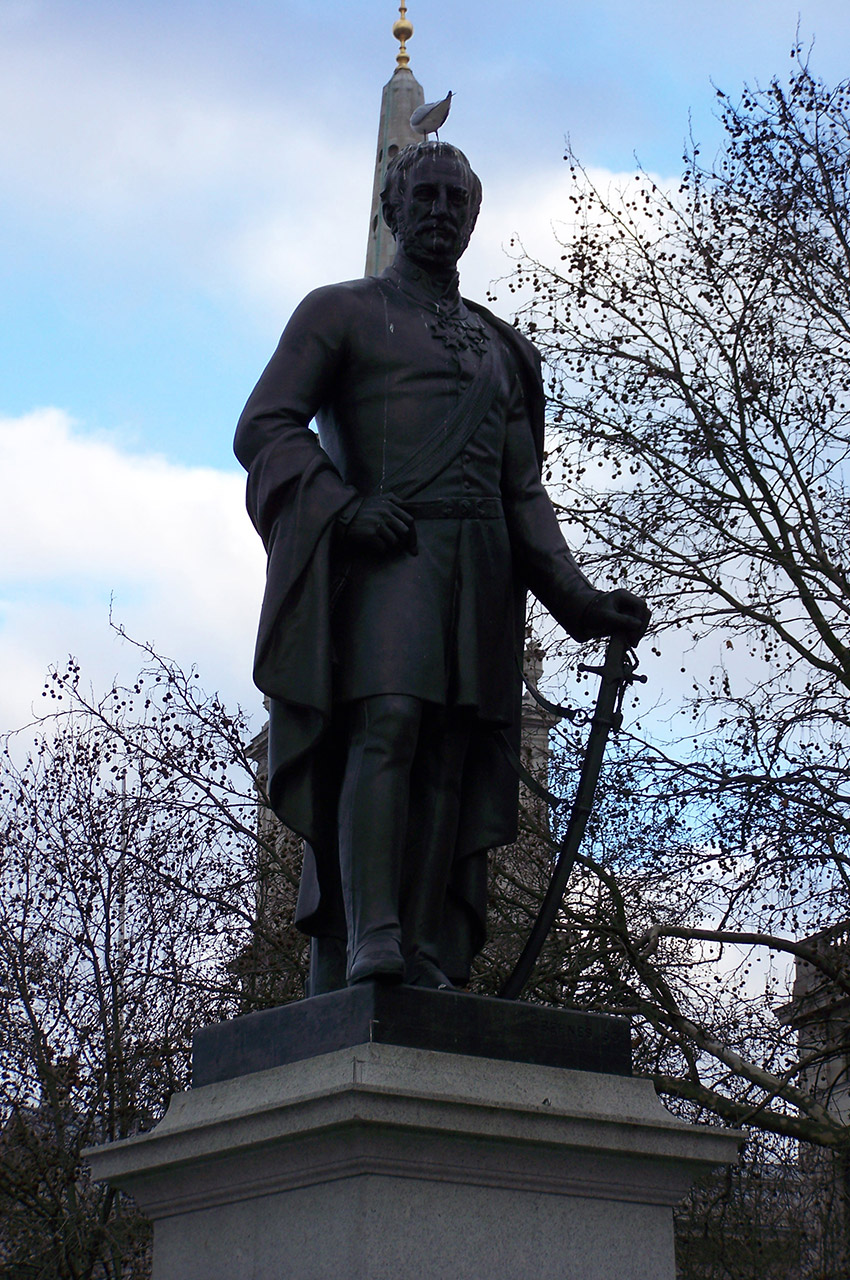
[[402, 833, 455, 989], [405, 954, 453, 989], [401, 709, 471, 991], [339, 696, 422, 985]]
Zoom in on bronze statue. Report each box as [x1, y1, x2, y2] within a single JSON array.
[[235, 142, 649, 994]]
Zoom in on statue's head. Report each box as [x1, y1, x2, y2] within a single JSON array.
[[381, 142, 482, 272]]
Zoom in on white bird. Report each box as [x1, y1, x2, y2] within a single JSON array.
[[410, 91, 453, 140]]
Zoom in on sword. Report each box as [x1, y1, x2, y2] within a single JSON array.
[[500, 633, 646, 1000]]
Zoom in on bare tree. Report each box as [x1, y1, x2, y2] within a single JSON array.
[[487, 50, 850, 1183], [0, 639, 299, 1277]]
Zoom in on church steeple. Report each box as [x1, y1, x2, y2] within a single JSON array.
[[364, 5, 426, 277]]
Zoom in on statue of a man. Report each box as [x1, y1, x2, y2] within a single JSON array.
[[235, 142, 648, 994]]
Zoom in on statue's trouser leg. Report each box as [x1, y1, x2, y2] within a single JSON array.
[[401, 709, 471, 987], [339, 694, 423, 984], [307, 936, 347, 997]]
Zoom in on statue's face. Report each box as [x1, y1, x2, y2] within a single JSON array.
[[395, 152, 473, 272]]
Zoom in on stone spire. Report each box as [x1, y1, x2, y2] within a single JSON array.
[[364, 5, 425, 277]]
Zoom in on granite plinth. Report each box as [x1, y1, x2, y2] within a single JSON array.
[[86, 1043, 742, 1280], [192, 983, 632, 1086]]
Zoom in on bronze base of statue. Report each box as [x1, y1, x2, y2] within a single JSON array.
[[192, 983, 633, 1088]]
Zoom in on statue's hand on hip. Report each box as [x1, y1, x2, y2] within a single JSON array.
[[343, 494, 417, 556]]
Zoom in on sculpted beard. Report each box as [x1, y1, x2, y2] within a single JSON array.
[[392, 199, 478, 264]]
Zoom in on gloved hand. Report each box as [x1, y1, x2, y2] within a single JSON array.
[[341, 494, 417, 555], [581, 588, 650, 644]]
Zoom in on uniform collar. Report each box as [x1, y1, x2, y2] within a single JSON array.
[[383, 250, 461, 311]]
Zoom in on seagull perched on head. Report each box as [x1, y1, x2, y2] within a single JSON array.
[[410, 90, 453, 140]]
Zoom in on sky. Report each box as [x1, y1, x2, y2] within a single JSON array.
[[3, 0, 850, 735]]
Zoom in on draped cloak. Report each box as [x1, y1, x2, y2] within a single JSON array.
[[234, 259, 601, 980]]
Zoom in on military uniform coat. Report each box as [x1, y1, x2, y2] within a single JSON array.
[[235, 253, 601, 971]]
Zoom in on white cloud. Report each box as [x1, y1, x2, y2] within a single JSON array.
[[0, 409, 266, 732], [0, 22, 374, 312], [0, 8, 695, 349], [461, 162, 680, 311], [222, 149, 375, 317], [0, 38, 275, 218], [228, 158, 681, 327], [0, 15, 680, 323]]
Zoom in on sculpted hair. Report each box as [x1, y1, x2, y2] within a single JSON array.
[[381, 142, 483, 240]]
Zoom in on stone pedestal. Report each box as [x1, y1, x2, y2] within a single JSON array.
[[87, 1001, 740, 1279]]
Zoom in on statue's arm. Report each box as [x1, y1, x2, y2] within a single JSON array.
[[501, 409, 600, 640], [234, 286, 360, 543], [501, 382, 649, 644]]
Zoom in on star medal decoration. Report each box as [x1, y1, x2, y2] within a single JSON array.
[[430, 308, 488, 355]]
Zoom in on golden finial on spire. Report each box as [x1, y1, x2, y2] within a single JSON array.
[[392, 3, 413, 69]]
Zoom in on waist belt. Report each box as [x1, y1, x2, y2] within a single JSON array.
[[404, 497, 503, 520]]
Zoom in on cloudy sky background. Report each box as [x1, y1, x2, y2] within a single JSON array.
[[3, 0, 850, 735]]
